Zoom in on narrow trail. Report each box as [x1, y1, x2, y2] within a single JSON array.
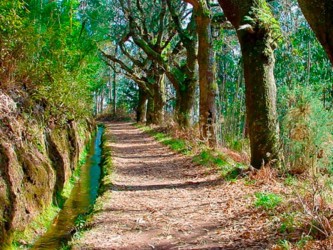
[[75, 122, 284, 250]]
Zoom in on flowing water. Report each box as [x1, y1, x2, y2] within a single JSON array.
[[32, 126, 104, 249]]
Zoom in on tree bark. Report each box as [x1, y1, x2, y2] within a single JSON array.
[[218, 0, 281, 168], [152, 73, 166, 125], [112, 68, 117, 116], [239, 31, 280, 168], [146, 96, 154, 125], [137, 86, 148, 123], [194, 4, 217, 146], [175, 83, 196, 128], [100, 88, 104, 113], [173, 40, 197, 128], [297, 0, 333, 65]]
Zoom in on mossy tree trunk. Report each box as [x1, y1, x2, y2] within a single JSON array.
[[173, 41, 197, 128], [143, 66, 166, 126], [239, 31, 280, 168], [297, 0, 333, 65], [152, 73, 166, 125], [137, 86, 148, 123], [175, 83, 196, 128], [146, 96, 154, 125], [218, 0, 281, 168], [189, 1, 217, 146]]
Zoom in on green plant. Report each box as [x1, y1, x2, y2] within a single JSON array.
[[143, 127, 191, 153], [60, 243, 72, 250], [278, 212, 300, 233], [296, 235, 312, 248], [277, 239, 292, 250], [75, 214, 86, 230], [281, 87, 333, 174], [254, 192, 282, 211], [284, 174, 297, 186], [242, 0, 282, 46], [244, 177, 256, 186]]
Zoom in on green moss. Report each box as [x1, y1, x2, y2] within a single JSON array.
[[10, 204, 60, 249]]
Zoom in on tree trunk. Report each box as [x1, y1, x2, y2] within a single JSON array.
[[238, 31, 280, 168], [175, 84, 196, 128], [137, 86, 148, 123], [146, 96, 154, 125], [195, 5, 217, 146], [297, 0, 333, 65], [218, 0, 281, 168], [152, 74, 166, 125], [100, 88, 104, 113], [94, 91, 98, 115], [112, 68, 117, 116], [174, 32, 197, 129]]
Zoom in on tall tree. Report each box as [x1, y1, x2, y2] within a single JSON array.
[[218, 0, 281, 168], [184, 0, 217, 145], [166, 0, 198, 128], [101, 46, 160, 123], [119, 0, 197, 128]]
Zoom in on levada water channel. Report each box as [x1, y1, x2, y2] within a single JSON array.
[[32, 126, 104, 249]]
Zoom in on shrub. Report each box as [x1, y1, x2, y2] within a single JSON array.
[[281, 86, 333, 174]]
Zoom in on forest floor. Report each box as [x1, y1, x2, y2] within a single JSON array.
[[73, 122, 292, 250]]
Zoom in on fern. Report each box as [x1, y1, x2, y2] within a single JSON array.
[[242, 0, 282, 46]]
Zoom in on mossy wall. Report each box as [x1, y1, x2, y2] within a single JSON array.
[[0, 97, 91, 245]]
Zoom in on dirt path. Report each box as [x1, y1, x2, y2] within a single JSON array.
[[75, 122, 284, 250]]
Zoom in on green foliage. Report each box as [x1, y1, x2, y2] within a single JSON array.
[[283, 174, 297, 186], [254, 192, 282, 211], [215, 29, 246, 150], [296, 235, 313, 248], [243, 0, 282, 45], [193, 149, 245, 181], [74, 214, 86, 230], [280, 86, 333, 174], [138, 124, 246, 181], [278, 212, 300, 233], [1, 0, 106, 122], [100, 131, 114, 188], [0, 0, 25, 34], [276, 239, 292, 250], [116, 80, 140, 114]]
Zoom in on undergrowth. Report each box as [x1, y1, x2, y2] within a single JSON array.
[[275, 86, 333, 247]]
